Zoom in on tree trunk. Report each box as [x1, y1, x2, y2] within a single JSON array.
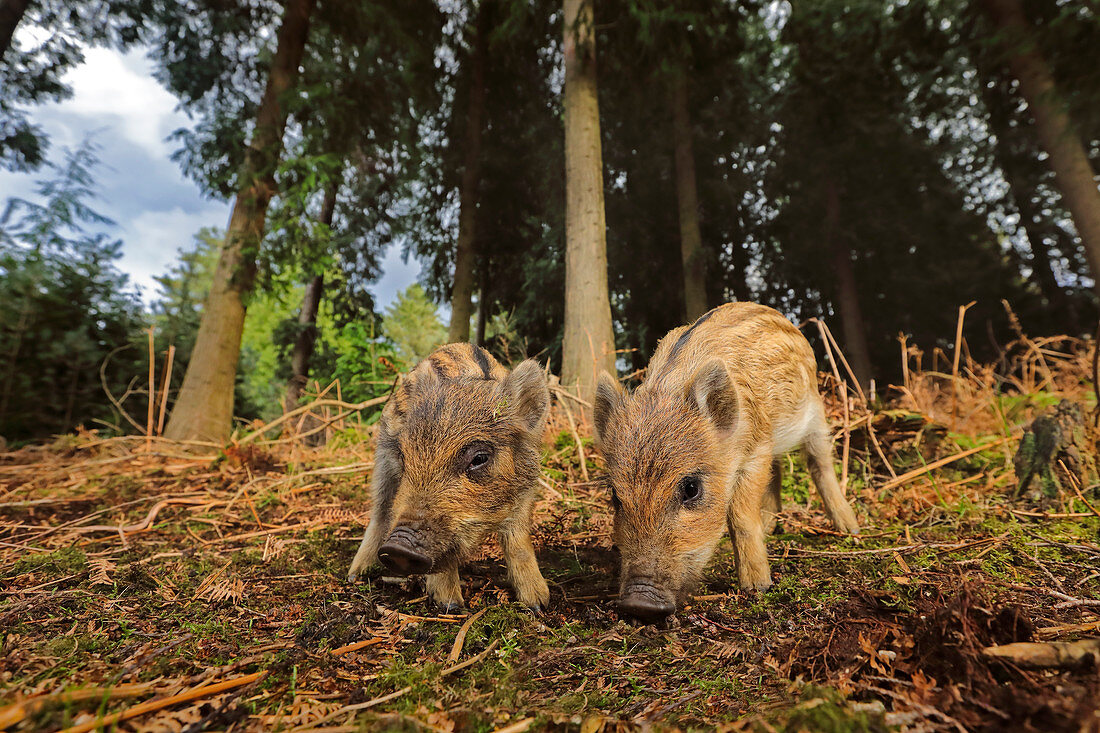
[[447, 4, 489, 344], [562, 0, 616, 399], [474, 255, 489, 348], [825, 178, 873, 392], [978, 66, 1083, 333], [165, 0, 315, 442], [670, 74, 707, 321], [1011, 178, 1082, 332], [284, 181, 337, 411], [0, 0, 30, 61], [982, 0, 1100, 298]]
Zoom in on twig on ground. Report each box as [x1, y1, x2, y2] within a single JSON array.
[[238, 396, 387, 445], [879, 436, 1013, 491], [448, 607, 487, 663], [983, 639, 1100, 669], [549, 383, 592, 409], [57, 671, 267, 733], [441, 639, 500, 676], [0, 682, 160, 729], [291, 686, 411, 732], [558, 395, 589, 482], [330, 638, 384, 657]]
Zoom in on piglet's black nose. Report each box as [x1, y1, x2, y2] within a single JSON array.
[[378, 541, 432, 576], [619, 585, 675, 623]]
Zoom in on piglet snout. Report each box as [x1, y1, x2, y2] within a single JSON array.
[[378, 528, 433, 575]]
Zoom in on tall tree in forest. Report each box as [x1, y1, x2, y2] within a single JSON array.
[[980, 0, 1100, 298], [561, 0, 615, 395], [978, 66, 1086, 333], [595, 0, 754, 366], [0, 142, 146, 440], [670, 73, 707, 321], [266, 1, 441, 410], [283, 180, 337, 410], [447, 1, 489, 344], [411, 0, 564, 367], [165, 0, 315, 441], [822, 176, 872, 391], [760, 0, 1039, 384]]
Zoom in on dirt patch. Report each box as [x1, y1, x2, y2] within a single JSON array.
[[785, 583, 1100, 732]]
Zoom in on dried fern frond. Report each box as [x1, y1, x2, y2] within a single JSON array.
[[88, 557, 117, 587]]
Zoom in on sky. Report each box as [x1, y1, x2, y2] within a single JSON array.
[[0, 44, 420, 308]]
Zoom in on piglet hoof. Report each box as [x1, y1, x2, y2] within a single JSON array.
[[739, 573, 773, 593], [436, 601, 465, 615]]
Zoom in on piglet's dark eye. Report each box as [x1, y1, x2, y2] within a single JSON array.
[[468, 452, 490, 470], [679, 476, 702, 505]]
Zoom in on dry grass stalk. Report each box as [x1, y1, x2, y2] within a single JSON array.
[[558, 389, 589, 483], [950, 301, 975, 431], [57, 671, 267, 733], [145, 326, 155, 451], [240, 395, 387, 446], [814, 319, 852, 491], [441, 639, 500, 676], [879, 436, 1013, 492], [156, 344, 175, 436]]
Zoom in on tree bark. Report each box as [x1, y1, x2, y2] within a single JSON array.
[[284, 181, 337, 411], [824, 178, 873, 392], [670, 74, 707, 321], [1010, 176, 1082, 331], [447, 4, 489, 344], [474, 255, 489, 348], [0, 0, 30, 61], [978, 66, 1082, 332], [982, 0, 1100, 298], [165, 0, 315, 442], [562, 0, 616, 399]]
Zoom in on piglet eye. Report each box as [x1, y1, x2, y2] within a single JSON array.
[[468, 451, 490, 471], [679, 476, 702, 505]]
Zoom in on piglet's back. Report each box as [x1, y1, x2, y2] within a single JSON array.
[[642, 303, 817, 406]]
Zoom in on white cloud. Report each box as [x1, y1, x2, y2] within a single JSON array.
[[59, 48, 184, 159], [1, 41, 421, 311], [120, 206, 228, 301]]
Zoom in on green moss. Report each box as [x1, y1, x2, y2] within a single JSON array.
[[11, 546, 86, 577]]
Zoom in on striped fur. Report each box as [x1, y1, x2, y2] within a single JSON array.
[[594, 302, 860, 617], [348, 343, 551, 611]]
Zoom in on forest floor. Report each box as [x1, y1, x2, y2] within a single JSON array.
[[2, 332, 1099, 732]]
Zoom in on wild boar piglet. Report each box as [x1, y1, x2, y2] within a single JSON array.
[[347, 343, 551, 612], [593, 303, 860, 623]]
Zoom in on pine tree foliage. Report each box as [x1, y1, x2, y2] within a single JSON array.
[[0, 141, 146, 440]]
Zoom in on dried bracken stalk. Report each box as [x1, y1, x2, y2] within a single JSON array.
[[88, 557, 116, 586]]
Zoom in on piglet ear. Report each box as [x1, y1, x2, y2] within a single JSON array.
[[593, 371, 625, 444], [505, 359, 550, 433], [685, 359, 738, 434]]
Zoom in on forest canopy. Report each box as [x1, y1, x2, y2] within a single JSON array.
[[0, 0, 1097, 442]]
